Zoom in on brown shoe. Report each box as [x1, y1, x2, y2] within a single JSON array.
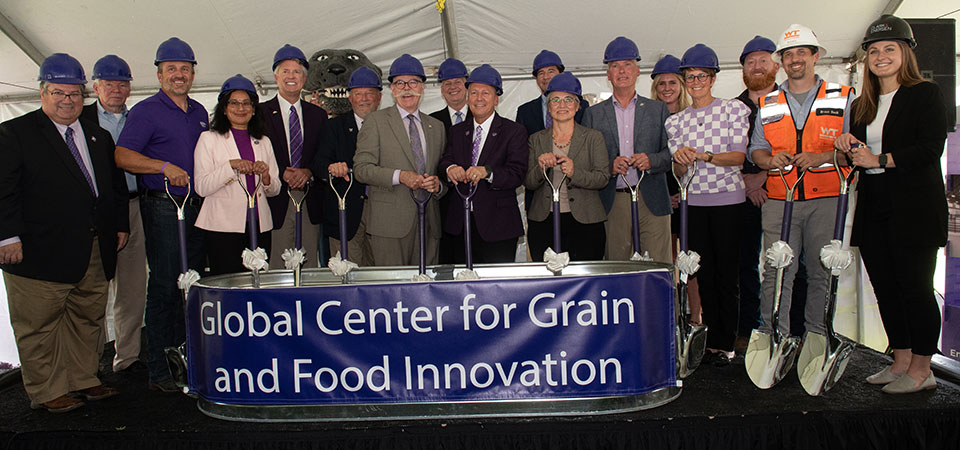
[[71, 385, 118, 401], [31, 395, 86, 413]]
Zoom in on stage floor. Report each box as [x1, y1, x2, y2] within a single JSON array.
[[1, 344, 958, 450]]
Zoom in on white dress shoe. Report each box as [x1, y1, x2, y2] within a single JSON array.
[[881, 372, 936, 394], [866, 366, 903, 385]]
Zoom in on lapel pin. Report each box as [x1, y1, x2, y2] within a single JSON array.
[[349, 127, 354, 132], [492, 132, 497, 137], [90, 136, 97, 142]]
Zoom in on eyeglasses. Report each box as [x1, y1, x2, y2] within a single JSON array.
[[391, 79, 423, 89], [47, 90, 83, 101], [549, 96, 578, 104], [684, 73, 711, 83], [227, 100, 252, 109]]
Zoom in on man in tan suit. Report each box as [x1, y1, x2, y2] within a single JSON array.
[[354, 54, 446, 266]]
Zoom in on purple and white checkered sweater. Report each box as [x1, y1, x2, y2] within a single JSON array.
[[665, 98, 750, 207]]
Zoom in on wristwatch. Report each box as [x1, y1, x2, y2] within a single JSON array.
[[704, 151, 714, 163], [878, 153, 888, 168]]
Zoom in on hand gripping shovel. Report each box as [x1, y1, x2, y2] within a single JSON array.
[[410, 189, 432, 281], [455, 182, 480, 280], [797, 153, 858, 396], [327, 171, 357, 280], [618, 171, 651, 261], [163, 177, 197, 392], [542, 164, 569, 274], [236, 170, 266, 288], [671, 163, 707, 378], [282, 182, 310, 286], [745, 164, 809, 389]]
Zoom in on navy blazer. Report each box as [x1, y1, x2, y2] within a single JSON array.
[[0, 109, 128, 283], [437, 113, 528, 242], [849, 81, 948, 248], [429, 107, 472, 132], [515, 95, 588, 136], [581, 95, 672, 215], [314, 114, 367, 241], [258, 96, 327, 227]]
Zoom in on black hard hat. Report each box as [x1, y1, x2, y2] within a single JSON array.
[[862, 14, 916, 50]]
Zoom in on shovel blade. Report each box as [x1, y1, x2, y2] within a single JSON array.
[[677, 324, 708, 378], [797, 332, 855, 396], [745, 329, 801, 389]]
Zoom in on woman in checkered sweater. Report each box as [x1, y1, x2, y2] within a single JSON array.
[[665, 44, 750, 364]]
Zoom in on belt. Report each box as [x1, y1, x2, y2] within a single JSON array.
[[145, 189, 202, 208], [128, 191, 141, 200]]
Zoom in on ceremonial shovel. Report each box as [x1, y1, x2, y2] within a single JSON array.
[[745, 164, 810, 389], [162, 177, 193, 391], [671, 164, 707, 378], [328, 171, 353, 260], [618, 170, 647, 258], [410, 189, 431, 278], [797, 153, 857, 396], [542, 164, 568, 253], [236, 171, 264, 288], [455, 182, 479, 271]]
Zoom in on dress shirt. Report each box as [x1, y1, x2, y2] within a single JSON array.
[[448, 105, 468, 125], [278, 95, 304, 162], [96, 102, 135, 192], [613, 93, 639, 188]]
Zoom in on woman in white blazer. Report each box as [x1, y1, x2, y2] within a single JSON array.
[[195, 75, 280, 275]]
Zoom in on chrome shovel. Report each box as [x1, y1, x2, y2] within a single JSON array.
[[671, 163, 707, 378]]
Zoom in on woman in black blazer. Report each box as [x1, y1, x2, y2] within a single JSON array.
[[836, 15, 948, 394]]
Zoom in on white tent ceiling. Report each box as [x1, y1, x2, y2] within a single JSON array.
[[0, 0, 956, 102]]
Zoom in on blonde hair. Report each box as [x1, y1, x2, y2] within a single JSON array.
[[650, 73, 690, 112], [853, 40, 925, 126]]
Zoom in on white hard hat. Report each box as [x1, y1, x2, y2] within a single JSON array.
[[774, 24, 827, 61]]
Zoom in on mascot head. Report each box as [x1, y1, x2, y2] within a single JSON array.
[[304, 49, 382, 116]]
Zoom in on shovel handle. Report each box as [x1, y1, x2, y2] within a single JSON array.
[[456, 183, 478, 270], [410, 189, 431, 275], [163, 177, 191, 275]]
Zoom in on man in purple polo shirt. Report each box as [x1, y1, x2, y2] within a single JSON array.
[[114, 37, 208, 393]]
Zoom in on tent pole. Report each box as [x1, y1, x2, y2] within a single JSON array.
[[439, 0, 460, 59], [0, 10, 44, 66]]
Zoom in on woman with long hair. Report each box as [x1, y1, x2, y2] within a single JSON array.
[[836, 15, 948, 393]]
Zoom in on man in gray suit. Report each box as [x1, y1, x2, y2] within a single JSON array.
[[354, 54, 446, 266], [582, 36, 672, 263]]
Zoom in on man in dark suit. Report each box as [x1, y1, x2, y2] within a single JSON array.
[[259, 44, 327, 268], [582, 36, 672, 264], [0, 54, 128, 412], [315, 67, 382, 265], [439, 65, 528, 263], [515, 50, 588, 136]]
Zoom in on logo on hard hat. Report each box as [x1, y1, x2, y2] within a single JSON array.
[[870, 23, 893, 33], [784, 30, 801, 40]]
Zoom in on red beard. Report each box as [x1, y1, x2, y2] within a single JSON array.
[[743, 69, 777, 91]]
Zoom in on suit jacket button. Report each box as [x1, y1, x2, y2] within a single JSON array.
[[569, 197, 575, 202]]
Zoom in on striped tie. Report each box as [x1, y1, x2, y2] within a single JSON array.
[[407, 114, 425, 173], [471, 125, 482, 166], [289, 105, 303, 168], [64, 127, 97, 196], [455, 111, 463, 124]]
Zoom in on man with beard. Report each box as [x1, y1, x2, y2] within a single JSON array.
[[353, 54, 446, 266], [115, 37, 208, 393], [748, 25, 853, 345], [316, 67, 382, 265], [430, 58, 471, 263], [259, 44, 327, 268]]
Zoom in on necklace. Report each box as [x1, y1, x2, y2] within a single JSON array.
[[553, 139, 570, 149]]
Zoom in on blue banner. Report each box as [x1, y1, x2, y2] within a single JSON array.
[[185, 270, 676, 404]]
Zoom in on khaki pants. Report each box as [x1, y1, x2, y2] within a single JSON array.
[[270, 197, 321, 268], [604, 191, 671, 263], [369, 218, 439, 267], [5, 238, 108, 406], [102, 196, 147, 371]]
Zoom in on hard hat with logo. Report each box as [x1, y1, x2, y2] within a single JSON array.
[[465, 64, 502, 96], [155, 37, 196, 65], [679, 44, 720, 72], [38, 53, 87, 85], [388, 54, 426, 82], [603, 36, 641, 64], [544, 72, 582, 99], [774, 24, 826, 61], [740, 35, 777, 65], [438, 58, 468, 81], [650, 55, 681, 79], [861, 14, 916, 50], [218, 74, 257, 101], [273, 44, 309, 70], [532, 50, 564, 75], [348, 66, 383, 91], [92, 54, 132, 81]]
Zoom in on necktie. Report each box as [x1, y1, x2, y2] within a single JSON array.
[[407, 114, 425, 173], [472, 125, 482, 166], [289, 105, 303, 168], [545, 110, 553, 129], [64, 127, 97, 196], [455, 111, 463, 124]]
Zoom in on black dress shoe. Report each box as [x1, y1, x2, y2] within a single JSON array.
[[115, 360, 147, 376]]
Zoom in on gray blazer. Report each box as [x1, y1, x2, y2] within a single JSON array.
[[524, 123, 609, 224], [354, 106, 446, 239], [581, 95, 672, 216]]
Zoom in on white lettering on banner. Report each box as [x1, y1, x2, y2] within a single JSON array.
[[403, 353, 622, 390], [293, 356, 390, 393], [214, 358, 280, 393], [200, 300, 303, 337], [316, 300, 450, 335], [459, 294, 517, 330], [528, 290, 634, 328]]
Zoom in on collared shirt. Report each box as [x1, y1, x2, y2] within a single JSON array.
[[95, 101, 136, 192], [471, 114, 494, 163], [354, 113, 364, 130], [278, 95, 304, 162], [54, 120, 99, 196], [116, 89, 209, 196], [539, 95, 549, 127], [447, 105, 468, 125], [613, 93, 639, 188], [747, 76, 854, 162], [393, 104, 428, 185]]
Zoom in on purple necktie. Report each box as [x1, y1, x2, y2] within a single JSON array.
[[471, 125, 482, 166], [407, 114, 425, 173], [64, 127, 97, 196], [545, 110, 553, 129], [455, 111, 463, 124], [289, 105, 303, 168]]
